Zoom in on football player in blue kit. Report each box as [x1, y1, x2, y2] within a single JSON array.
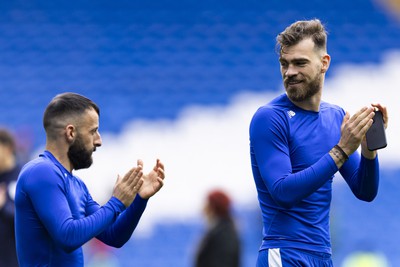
[[249, 19, 388, 266]]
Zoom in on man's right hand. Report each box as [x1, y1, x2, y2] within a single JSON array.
[[112, 161, 144, 207], [338, 106, 375, 156]]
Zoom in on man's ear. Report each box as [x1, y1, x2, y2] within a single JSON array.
[[65, 124, 75, 144], [321, 54, 331, 73]]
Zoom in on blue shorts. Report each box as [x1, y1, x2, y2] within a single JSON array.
[[256, 248, 333, 267]]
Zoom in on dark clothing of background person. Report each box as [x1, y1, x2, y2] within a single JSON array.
[[195, 217, 241, 267], [0, 165, 20, 267], [195, 189, 241, 267]]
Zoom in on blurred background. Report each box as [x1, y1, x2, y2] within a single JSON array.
[[1, 0, 399, 266]]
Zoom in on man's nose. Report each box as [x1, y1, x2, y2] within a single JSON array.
[[95, 133, 102, 147], [285, 65, 298, 77]]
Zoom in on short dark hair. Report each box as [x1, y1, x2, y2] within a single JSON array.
[[276, 19, 328, 54], [43, 92, 100, 138], [0, 128, 16, 154]]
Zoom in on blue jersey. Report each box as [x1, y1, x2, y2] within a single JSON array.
[[249, 94, 379, 254], [15, 151, 148, 267]]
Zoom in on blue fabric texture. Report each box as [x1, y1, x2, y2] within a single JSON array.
[[249, 94, 379, 255], [15, 150, 148, 267]]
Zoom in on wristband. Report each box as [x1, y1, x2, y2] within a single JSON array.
[[334, 145, 349, 161]]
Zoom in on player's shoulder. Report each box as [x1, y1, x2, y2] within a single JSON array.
[[253, 94, 293, 119], [320, 101, 346, 117], [18, 154, 62, 186], [250, 94, 293, 136], [22, 154, 56, 172], [320, 100, 345, 115]]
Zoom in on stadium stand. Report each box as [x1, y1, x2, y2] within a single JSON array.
[[1, 0, 399, 266]]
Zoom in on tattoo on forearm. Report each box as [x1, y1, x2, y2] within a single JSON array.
[[330, 147, 347, 165]]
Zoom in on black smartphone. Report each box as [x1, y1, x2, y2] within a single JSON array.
[[366, 110, 387, 151]]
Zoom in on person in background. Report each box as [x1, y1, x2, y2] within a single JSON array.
[[249, 19, 388, 266], [0, 128, 20, 267], [194, 189, 241, 267], [15, 92, 165, 267]]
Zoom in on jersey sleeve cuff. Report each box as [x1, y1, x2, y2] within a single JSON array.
[[132, 194, 149, 208], [108, 196, 127, 215]]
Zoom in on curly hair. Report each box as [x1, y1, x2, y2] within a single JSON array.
[[276, 19, 328, 53]]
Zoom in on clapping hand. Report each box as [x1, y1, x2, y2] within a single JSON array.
[[113, 162, 144, 207], [138, 159, 165, 199]]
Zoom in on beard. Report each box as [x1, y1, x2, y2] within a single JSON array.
[[68, 135, 93, 170], [284, 71, 322, 102]]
